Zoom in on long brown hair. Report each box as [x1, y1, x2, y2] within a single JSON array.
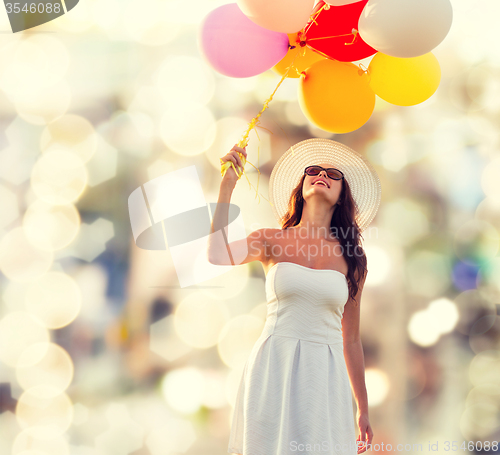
[[281, 173, 367, 306]]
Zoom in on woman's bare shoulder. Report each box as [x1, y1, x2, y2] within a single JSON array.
[[248, 228, 284, 260]]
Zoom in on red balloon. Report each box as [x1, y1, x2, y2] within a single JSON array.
[[302, 0, 376, 62]]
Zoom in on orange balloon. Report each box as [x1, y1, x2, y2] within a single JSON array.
[[272, 33, 326, 78], [298, 59, 375, 133]]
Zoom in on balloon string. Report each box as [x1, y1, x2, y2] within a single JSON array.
[[237, 43, 301, 148], [347, 29, 358, 45], [290, 46, 307, 77], [220, 46, 302, 207], [302, 4, 326, 32], [306, 29, 358, 45], [359, 63, 371, 83], [306, 33, 353, 41], [358, 63, 369, 73]]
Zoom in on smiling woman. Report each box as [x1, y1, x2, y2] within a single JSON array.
[[279, 159, 365, 303], [209, 138, 381, 455]]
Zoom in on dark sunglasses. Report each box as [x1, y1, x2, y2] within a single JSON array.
[[304, 165, 344, 181]]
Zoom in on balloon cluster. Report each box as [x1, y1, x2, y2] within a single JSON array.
[[199, 0, 453, 134]]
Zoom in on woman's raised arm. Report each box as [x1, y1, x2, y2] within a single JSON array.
[[208, 145, 269, 267]]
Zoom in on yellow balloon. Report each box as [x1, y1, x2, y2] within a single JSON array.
[[272, 34, 326, 78], [368, 52, 441, 106], [298, 59, 375, 134]]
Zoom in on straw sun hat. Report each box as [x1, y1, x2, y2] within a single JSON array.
[[268, 138, 382, 233]]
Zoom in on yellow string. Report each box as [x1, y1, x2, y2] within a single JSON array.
[[306, 29, 358, 45], [306, 32, 352, 41], [358, 63, 369, 73], [304, 4, 326, 31], [358, 62, 371, 82], [348, 29, 358, 45], [220, 45, 303, 207]]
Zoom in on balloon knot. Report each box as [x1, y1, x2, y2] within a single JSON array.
[[289, 45, 296, 50], [299, 40, 307, 47]]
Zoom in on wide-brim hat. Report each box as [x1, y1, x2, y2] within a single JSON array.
[[268, 138, 381, 233]]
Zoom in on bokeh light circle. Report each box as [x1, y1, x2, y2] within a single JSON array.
[[408, 309, 441, 347], [0, 227, 53, 283], [23, 200, 81, 252], [477, 257, 500, 303], [453, 289, 497, 336], [16, 386, 74, 437], [379, 198, 429, 245], [453, 220, 499, 266], [159, 103, 216, 156], [16, 342, 74, 397], [469, 349, 500, 387], [40, 114, 97, 164], [427, 298, 459, 334], [0, 312, 50, 367], [25, 272, 82, 329], [156, 56, 215, 105], [0, 183, 19, 229], [475, 197, 500, 228], [466, 384, 500, 410], [12, 427, 70, 455], [460, 403, 500, 439], [13, 81, 72, 125], [161, 367, 205, 415], [122, 0, 182, 46], [481, 158, 500, 202], [469, 316, 500, 354], [30, 150, 88, 205], [218, 315, 265, 369], [0, 35, 69, 95], [406, 250, 451, 298], [173, 293, 230, 349], [365, 368, 390, 407]]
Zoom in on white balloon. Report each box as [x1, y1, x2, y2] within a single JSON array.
[[358, 0, 453, 58], [237, 0, 315, 34]]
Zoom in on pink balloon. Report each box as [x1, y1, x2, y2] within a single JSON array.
[[199, 3, 290, 78]]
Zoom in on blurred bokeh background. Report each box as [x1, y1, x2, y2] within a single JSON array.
[[0, 0, 499, 454]]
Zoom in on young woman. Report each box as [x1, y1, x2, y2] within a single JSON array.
[[209, 138, 381, 455]]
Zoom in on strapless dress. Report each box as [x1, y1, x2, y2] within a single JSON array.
[[228, 261, 357, 455]]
